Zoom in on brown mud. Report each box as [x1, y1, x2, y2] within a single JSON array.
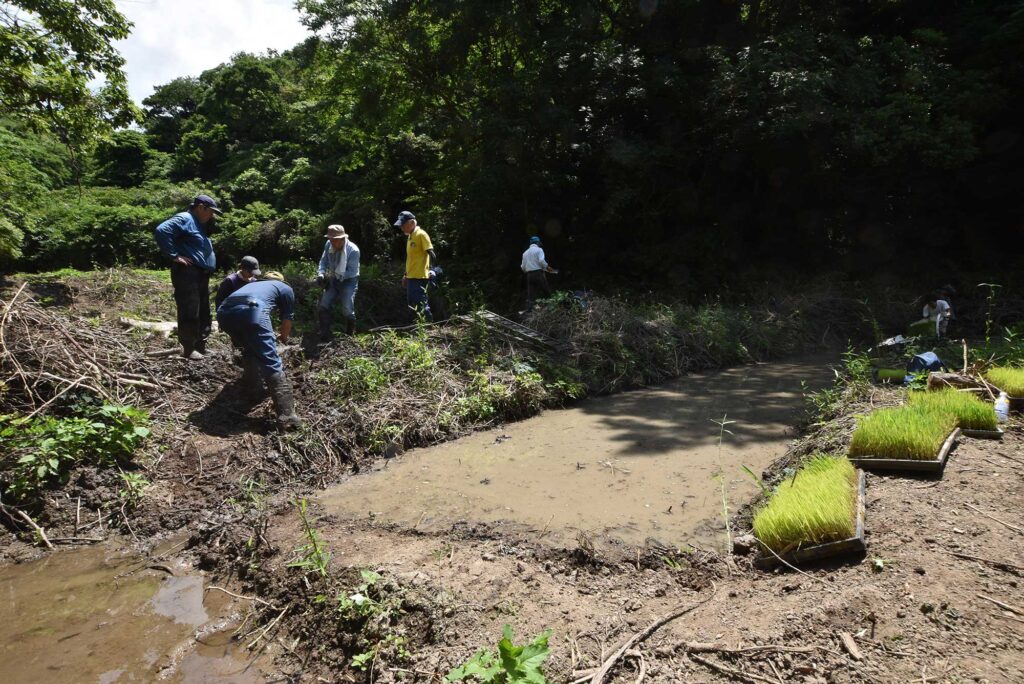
[[0, 542, 272, 683], [250, 424, 1024, 683], [320, 359, 830, 551]]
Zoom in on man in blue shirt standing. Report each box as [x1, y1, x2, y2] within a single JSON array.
[[314, 224, 360, 340], [216, 272, 302, 430], [153, 195, 221, 359]]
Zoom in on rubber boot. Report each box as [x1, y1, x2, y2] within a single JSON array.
[[344, 315, 356, 336], [318, 308, 334, 343], [240, 355, 267, 399], [266, 372, 302, 431]]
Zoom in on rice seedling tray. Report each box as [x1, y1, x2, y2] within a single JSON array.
[[849, 428, 959, 474], [756, 470, 866, 569], [960, 427, 1004, 440], [987, 387, 1024, 412]]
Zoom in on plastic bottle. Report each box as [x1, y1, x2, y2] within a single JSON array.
[[995, 391, 1010, 423]]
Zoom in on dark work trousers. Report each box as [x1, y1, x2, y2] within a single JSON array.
[[525, 270, 551, 311], [406, 278, 432, 322], [171, 263, 212, 354]]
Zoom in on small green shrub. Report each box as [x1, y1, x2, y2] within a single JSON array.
[[984, 367, 1024, 397], [0, 403, 150, 504], [908, 389, 997, 431], [753, 455, 857, 554], [847, 404, 958, 460], [447, 624, 552, 684]]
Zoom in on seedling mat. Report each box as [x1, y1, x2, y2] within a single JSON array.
[[849, 428, 960, 474], [756, 469, 867, 569]]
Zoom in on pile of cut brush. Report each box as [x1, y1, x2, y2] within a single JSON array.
[[0, 284, 198, 420]]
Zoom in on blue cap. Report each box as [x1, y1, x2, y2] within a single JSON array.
[[529, 236, 542, 244], [193, 194, 222, 215], [393, 210, 416, 227]]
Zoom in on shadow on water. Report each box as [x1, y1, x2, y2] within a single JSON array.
[[319, 354, 837, 551], [576, 359, 832, 456]]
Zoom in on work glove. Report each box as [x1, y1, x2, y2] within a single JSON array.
[[314, 273, 326, 288]]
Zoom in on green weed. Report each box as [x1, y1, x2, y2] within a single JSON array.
[[908, 389, 997, 431], [118, 471, 150, 507], [847, 403, 958, 460], [287, 498, 331, 577], [0, 402, 150, 504], [446, 624, 552, 684], [753, 455, 857, 553]]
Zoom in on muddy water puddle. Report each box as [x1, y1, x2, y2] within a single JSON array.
[[0, 545, 265, 683], [322, 359, 830, 549]]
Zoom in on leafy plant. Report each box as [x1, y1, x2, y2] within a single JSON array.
[[847, 403, 958, 460], [446, 624, 552, 684], [753, 455, 857, 554], [336, 570, 383, 620], [0, 403, 150, 504], [287, 498, 331, 577], [908, 389, 997, 431], [118, 471, 150, 507]]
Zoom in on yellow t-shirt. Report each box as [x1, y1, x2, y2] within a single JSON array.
[[405, 226, 433, 279]]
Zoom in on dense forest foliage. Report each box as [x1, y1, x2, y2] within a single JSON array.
[[2, 1, 1023, 304]]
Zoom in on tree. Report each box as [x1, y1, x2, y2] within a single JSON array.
[[90, 130, 158, 187], [0, 1, 136, 127], [143, 77, 204, 153]]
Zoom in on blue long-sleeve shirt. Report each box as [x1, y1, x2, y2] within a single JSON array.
[[317, 240, 360, 281], [218, 280, 295, 321], [153, 211, 216, 272]]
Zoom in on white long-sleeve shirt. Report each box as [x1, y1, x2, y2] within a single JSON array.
[[521, 244, 548, 272], [922, 299, 951, 321]]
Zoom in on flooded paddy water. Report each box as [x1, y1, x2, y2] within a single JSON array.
[[321, 358, 832, 550], [0, 544, 265, 684]]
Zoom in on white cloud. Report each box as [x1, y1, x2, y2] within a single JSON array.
[[113, 0, 311, 103]]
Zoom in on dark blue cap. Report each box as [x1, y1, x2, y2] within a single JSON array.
[[193, 194, 222, 215], [393, 210, 415, 227], [529, 236, 542, 244]]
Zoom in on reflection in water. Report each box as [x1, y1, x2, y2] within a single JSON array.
[[321, 358, 831, 549]]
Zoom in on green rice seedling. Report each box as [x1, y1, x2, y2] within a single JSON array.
[[753, 456, 857, 554], [984, 367, 1024, 397], [908, 389, 997, 431], [847, 403, 958, 460], [876, 368, 906, 383]]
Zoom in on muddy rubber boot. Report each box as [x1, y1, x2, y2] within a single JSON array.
[[240, 356, 267, 399], [266, 372, 302, 431], [318, 309, 334, 344], [344, 315, 356, 336]]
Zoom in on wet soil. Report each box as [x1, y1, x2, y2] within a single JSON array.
[[320, 359, 830, 550], [0, 543, 270, 683], [259, 426, 1024, 683]]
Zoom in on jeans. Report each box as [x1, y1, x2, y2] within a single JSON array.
[[318, 277, 358, 337], [217, 302, 282, 376], [171, 263, 212, 353], [406, 278, 432, 322]]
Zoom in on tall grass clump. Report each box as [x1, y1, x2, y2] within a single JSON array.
[[984, 367, 1024, 397], [753, 456, 857, 553], [908, 389, 997, 431], [847, 404, 958, 460]]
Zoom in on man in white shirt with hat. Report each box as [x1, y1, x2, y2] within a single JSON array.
[[315, 224, 361, 340]]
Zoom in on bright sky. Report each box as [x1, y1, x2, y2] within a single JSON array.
[[113, 0, 311, 103]]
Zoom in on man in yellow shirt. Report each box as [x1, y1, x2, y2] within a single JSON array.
[[395, 210, 438, 321]]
